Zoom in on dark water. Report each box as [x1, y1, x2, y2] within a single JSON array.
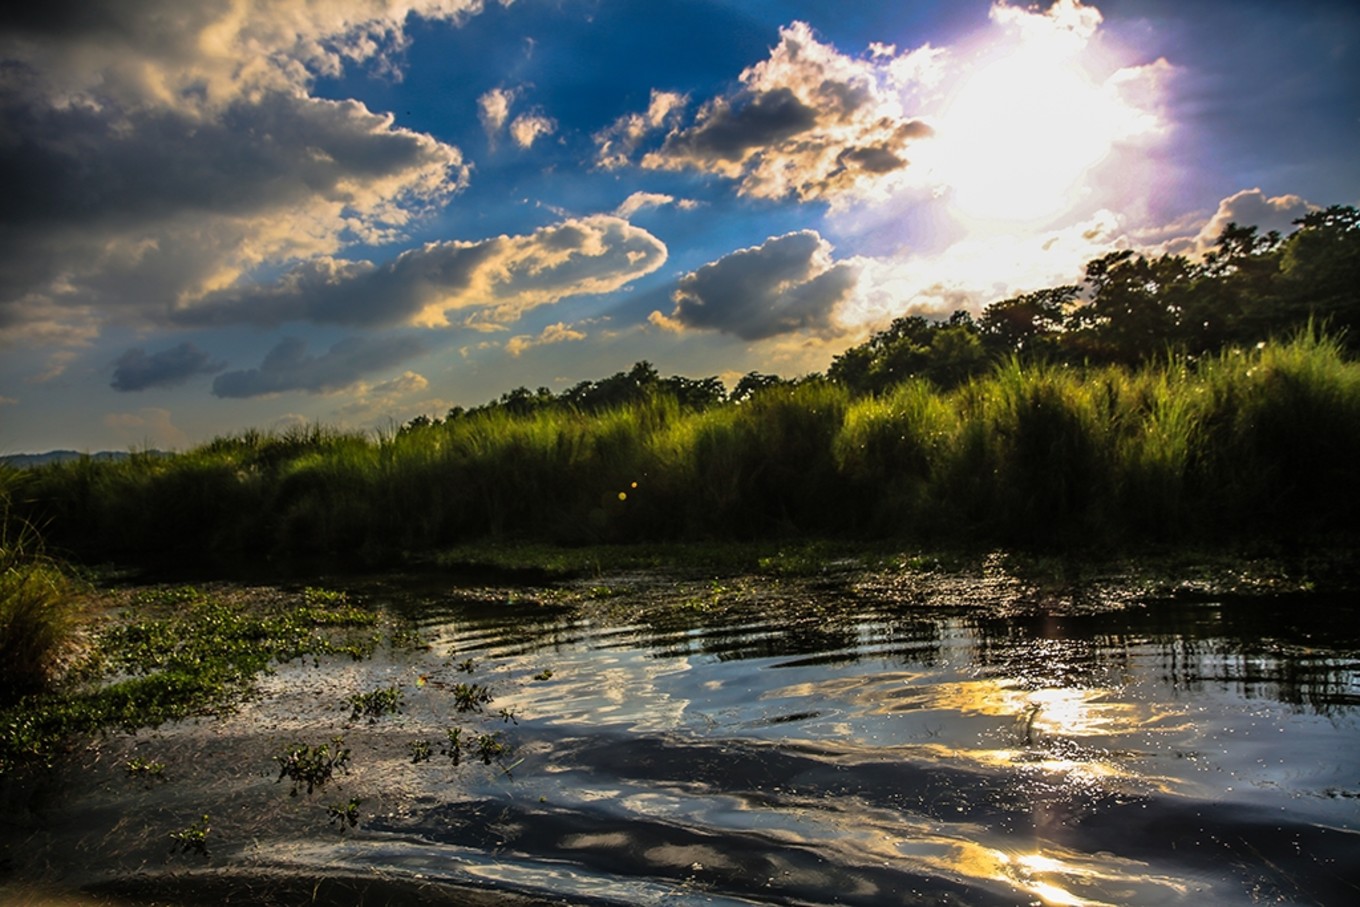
[[3, 571, 1359, 905]]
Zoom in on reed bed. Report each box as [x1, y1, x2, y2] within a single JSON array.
[[6, 331, 1357, 566]]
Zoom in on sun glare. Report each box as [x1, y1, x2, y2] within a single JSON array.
[[920, 8, 1157, 227]]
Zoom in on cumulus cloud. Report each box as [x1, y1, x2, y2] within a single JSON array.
[[1158, 188, 1315, 258], [509, 112, 556, 149], [631, 22, 933, 203], [660, 231, 859, 340], [0, 1, 496, 114], [595, 89, 688, 169], [613, 192, 698, 218], [504, 322, 587, 357], [0, 1, 483, 348], [478, 86, 518, 138], [211, 335, 424, 398], [181, 215, 667, 329], [110, 342, 226, 391]]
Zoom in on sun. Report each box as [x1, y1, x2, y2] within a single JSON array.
[[918, 6, 1159, 227]]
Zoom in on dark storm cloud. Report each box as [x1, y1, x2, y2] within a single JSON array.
[[110, 342, 226, 391], [667, 231, 858, 340], [211, 335, 424, 398]]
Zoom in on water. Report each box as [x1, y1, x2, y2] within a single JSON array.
[[3, 567, 1358, 905]]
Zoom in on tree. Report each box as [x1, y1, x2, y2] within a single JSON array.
[[1278, 205, 1360, 346], [730, 371, 788, 403], [1073, 250, 1193, 363], [979, 286, 1076, 358]]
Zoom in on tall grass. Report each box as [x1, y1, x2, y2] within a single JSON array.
[[8, 331, 1359, 565], [0, 490, 81, 702]]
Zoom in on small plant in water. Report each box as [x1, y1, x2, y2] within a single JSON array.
[[441, 727, 464, 765], [275, 738, 350, 796], [532, 668, 553, 681], [327, 797, 362, 831], [408, 739, 432, 763], [452, 682, 492, 713], [497, 706, 518, 724], [347, 685, 404, 722], [456, 657, 476, 673], [124, 756, 166, 779], [169, 814, 211, 856], [474, 732, 508, 766]]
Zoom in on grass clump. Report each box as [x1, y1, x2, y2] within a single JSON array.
[[0, 503, 82, 704]]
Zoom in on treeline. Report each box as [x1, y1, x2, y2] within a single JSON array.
[[5, 331, 1358, 566], [415, 205, 1359, 419], [830, 204, 1360, 394]]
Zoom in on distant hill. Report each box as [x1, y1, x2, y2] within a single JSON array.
[[1, 450, 166, 469]]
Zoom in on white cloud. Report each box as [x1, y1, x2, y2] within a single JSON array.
[[479, 86, 518, 138], [182, 215, 668, 329], [0, 1, 497, 115], [613, 191, 699, 218], [841, 210, 1128, 329], [504, 322, 587, 357], [595, 89, 688, 169], [1157, 188, 1314, 258], [509, 112, 556, 149], [636, 22, 935, 204], [333, 369, 431, 419]]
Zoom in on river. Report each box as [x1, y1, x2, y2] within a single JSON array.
[[3, 559, 1357, 905]]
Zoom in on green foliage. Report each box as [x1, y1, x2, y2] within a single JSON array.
[[0, 587, 383, 774], [169, 814, 211, 856], [346, 685, 403, 722], [275, 738, 350, 796], [124, 756, 166, 778], [0, 504, 81, 703], [327, 797, 362, 831], [452, 682, 493, 713]]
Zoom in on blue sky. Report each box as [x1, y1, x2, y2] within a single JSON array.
[[2, 0, 1357, 453]]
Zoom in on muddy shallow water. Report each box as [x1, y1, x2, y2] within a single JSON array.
[[3, 561, 1358, 905]]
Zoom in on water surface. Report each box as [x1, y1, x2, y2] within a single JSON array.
[[3, 565, 1357, 905]]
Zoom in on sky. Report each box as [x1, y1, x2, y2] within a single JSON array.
[[2, 0, 1358, 453]]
